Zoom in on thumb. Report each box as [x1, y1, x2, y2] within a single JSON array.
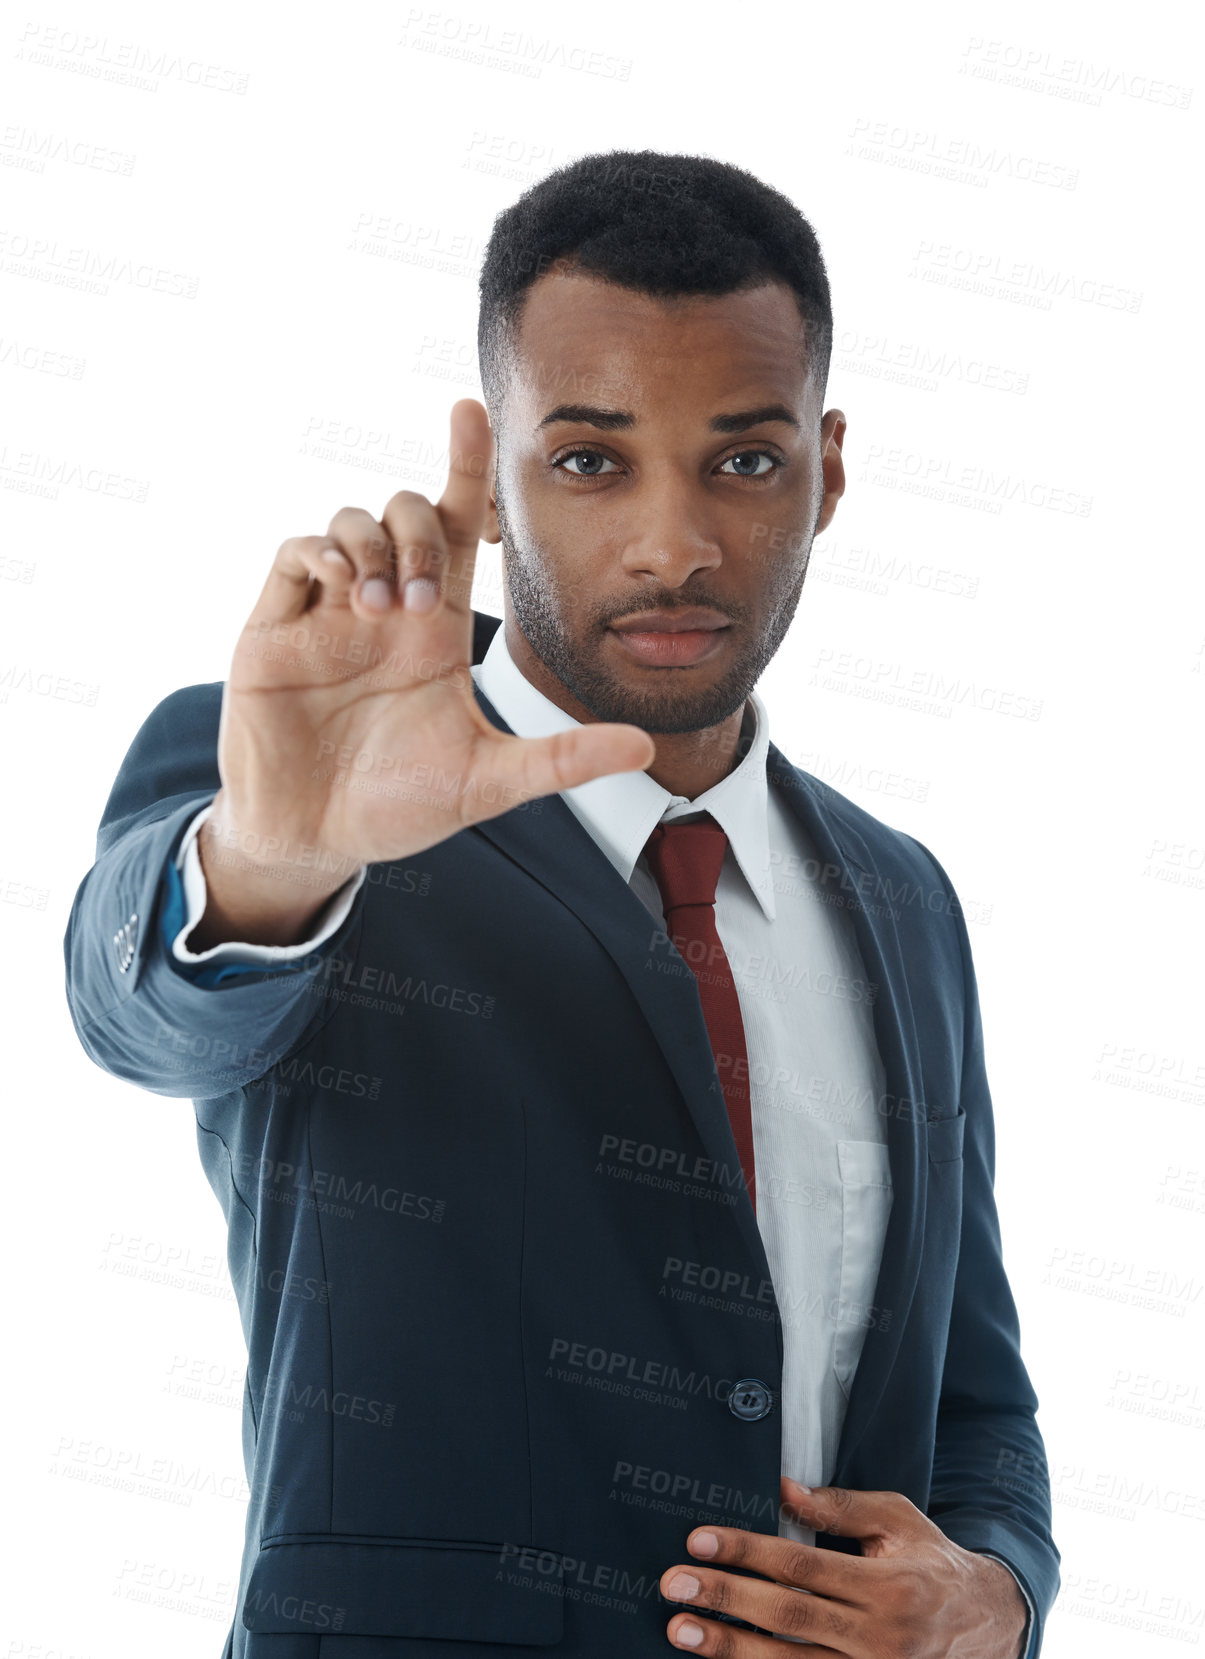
[[484, 721, 656, 810]]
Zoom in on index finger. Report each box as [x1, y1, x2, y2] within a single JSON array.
[[379, 399, 495, 619], [437, 397, 495, 555], [678, 1525, 880, 1604]]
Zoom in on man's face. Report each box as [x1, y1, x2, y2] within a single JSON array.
[[490, 269, 845, 735]]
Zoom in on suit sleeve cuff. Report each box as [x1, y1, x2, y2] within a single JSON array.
[[977, 1551, 1036, 1659], [170, 802, 367, 966]]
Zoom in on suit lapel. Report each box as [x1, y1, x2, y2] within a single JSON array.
[[763, 743, 929, 1481], [468, 682, 771, 1275], [468, 676, 926, 1479]]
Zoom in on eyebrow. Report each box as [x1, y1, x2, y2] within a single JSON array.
[[536, 402, 800, 435]]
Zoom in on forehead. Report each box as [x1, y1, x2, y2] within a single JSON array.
[[507, 270, 812, 420]]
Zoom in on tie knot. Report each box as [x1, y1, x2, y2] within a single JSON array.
[[642, 814, 728, 912]]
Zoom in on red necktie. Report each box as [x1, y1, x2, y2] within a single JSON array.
[[642, 815, 756, 1214]]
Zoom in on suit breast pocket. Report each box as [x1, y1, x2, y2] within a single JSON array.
[[922, 1108, 967, 1291], [833, 1140, 894, 1398], [926, 1107, 966, 1164]]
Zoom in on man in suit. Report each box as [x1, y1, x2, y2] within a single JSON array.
[[64, 149, 1058, 1657]]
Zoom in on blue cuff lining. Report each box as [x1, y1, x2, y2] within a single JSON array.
[[159, 857, 318, 986]]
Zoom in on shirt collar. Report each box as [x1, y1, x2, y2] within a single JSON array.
[[472, 620, 777, 921]]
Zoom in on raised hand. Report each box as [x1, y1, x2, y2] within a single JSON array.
[[192, 399, 655, 945]]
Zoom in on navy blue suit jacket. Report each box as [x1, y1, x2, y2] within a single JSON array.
[[64, 610, 1058, 1657]]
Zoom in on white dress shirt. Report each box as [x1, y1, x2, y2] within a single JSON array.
[[168, 623, 1033, 1645]]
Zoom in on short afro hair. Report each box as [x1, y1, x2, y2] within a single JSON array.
[[476, 148, 833, 434]]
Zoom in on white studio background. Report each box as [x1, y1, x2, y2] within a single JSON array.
[[2, 1, 1201, 1654]]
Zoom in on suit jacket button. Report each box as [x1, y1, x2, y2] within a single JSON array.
[[114, 912, 139, 972], [728, 1378, 774, 1421]]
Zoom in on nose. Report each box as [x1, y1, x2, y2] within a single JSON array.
[[618, 474, 724, 588]]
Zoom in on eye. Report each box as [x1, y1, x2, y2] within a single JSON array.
[[550, 444, 785, 482], [553, 448, 620, 477], [718, 449, 781, 479]]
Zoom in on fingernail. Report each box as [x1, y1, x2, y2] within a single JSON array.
[[360, 577, 393, 610], [676, 1620, 704, 1647], [322, 548, 351, 568], [403, 576, 439, 613], [665, 1573, 699, 1600], [688, 1532, 718, 1558]]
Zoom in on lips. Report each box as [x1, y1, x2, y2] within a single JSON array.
[[609, 624, 729, 667], [610, 609, 730, 634]]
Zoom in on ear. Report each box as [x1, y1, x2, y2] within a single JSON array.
[[482, 461, 502, 544], [814, 407, 846, 538]]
